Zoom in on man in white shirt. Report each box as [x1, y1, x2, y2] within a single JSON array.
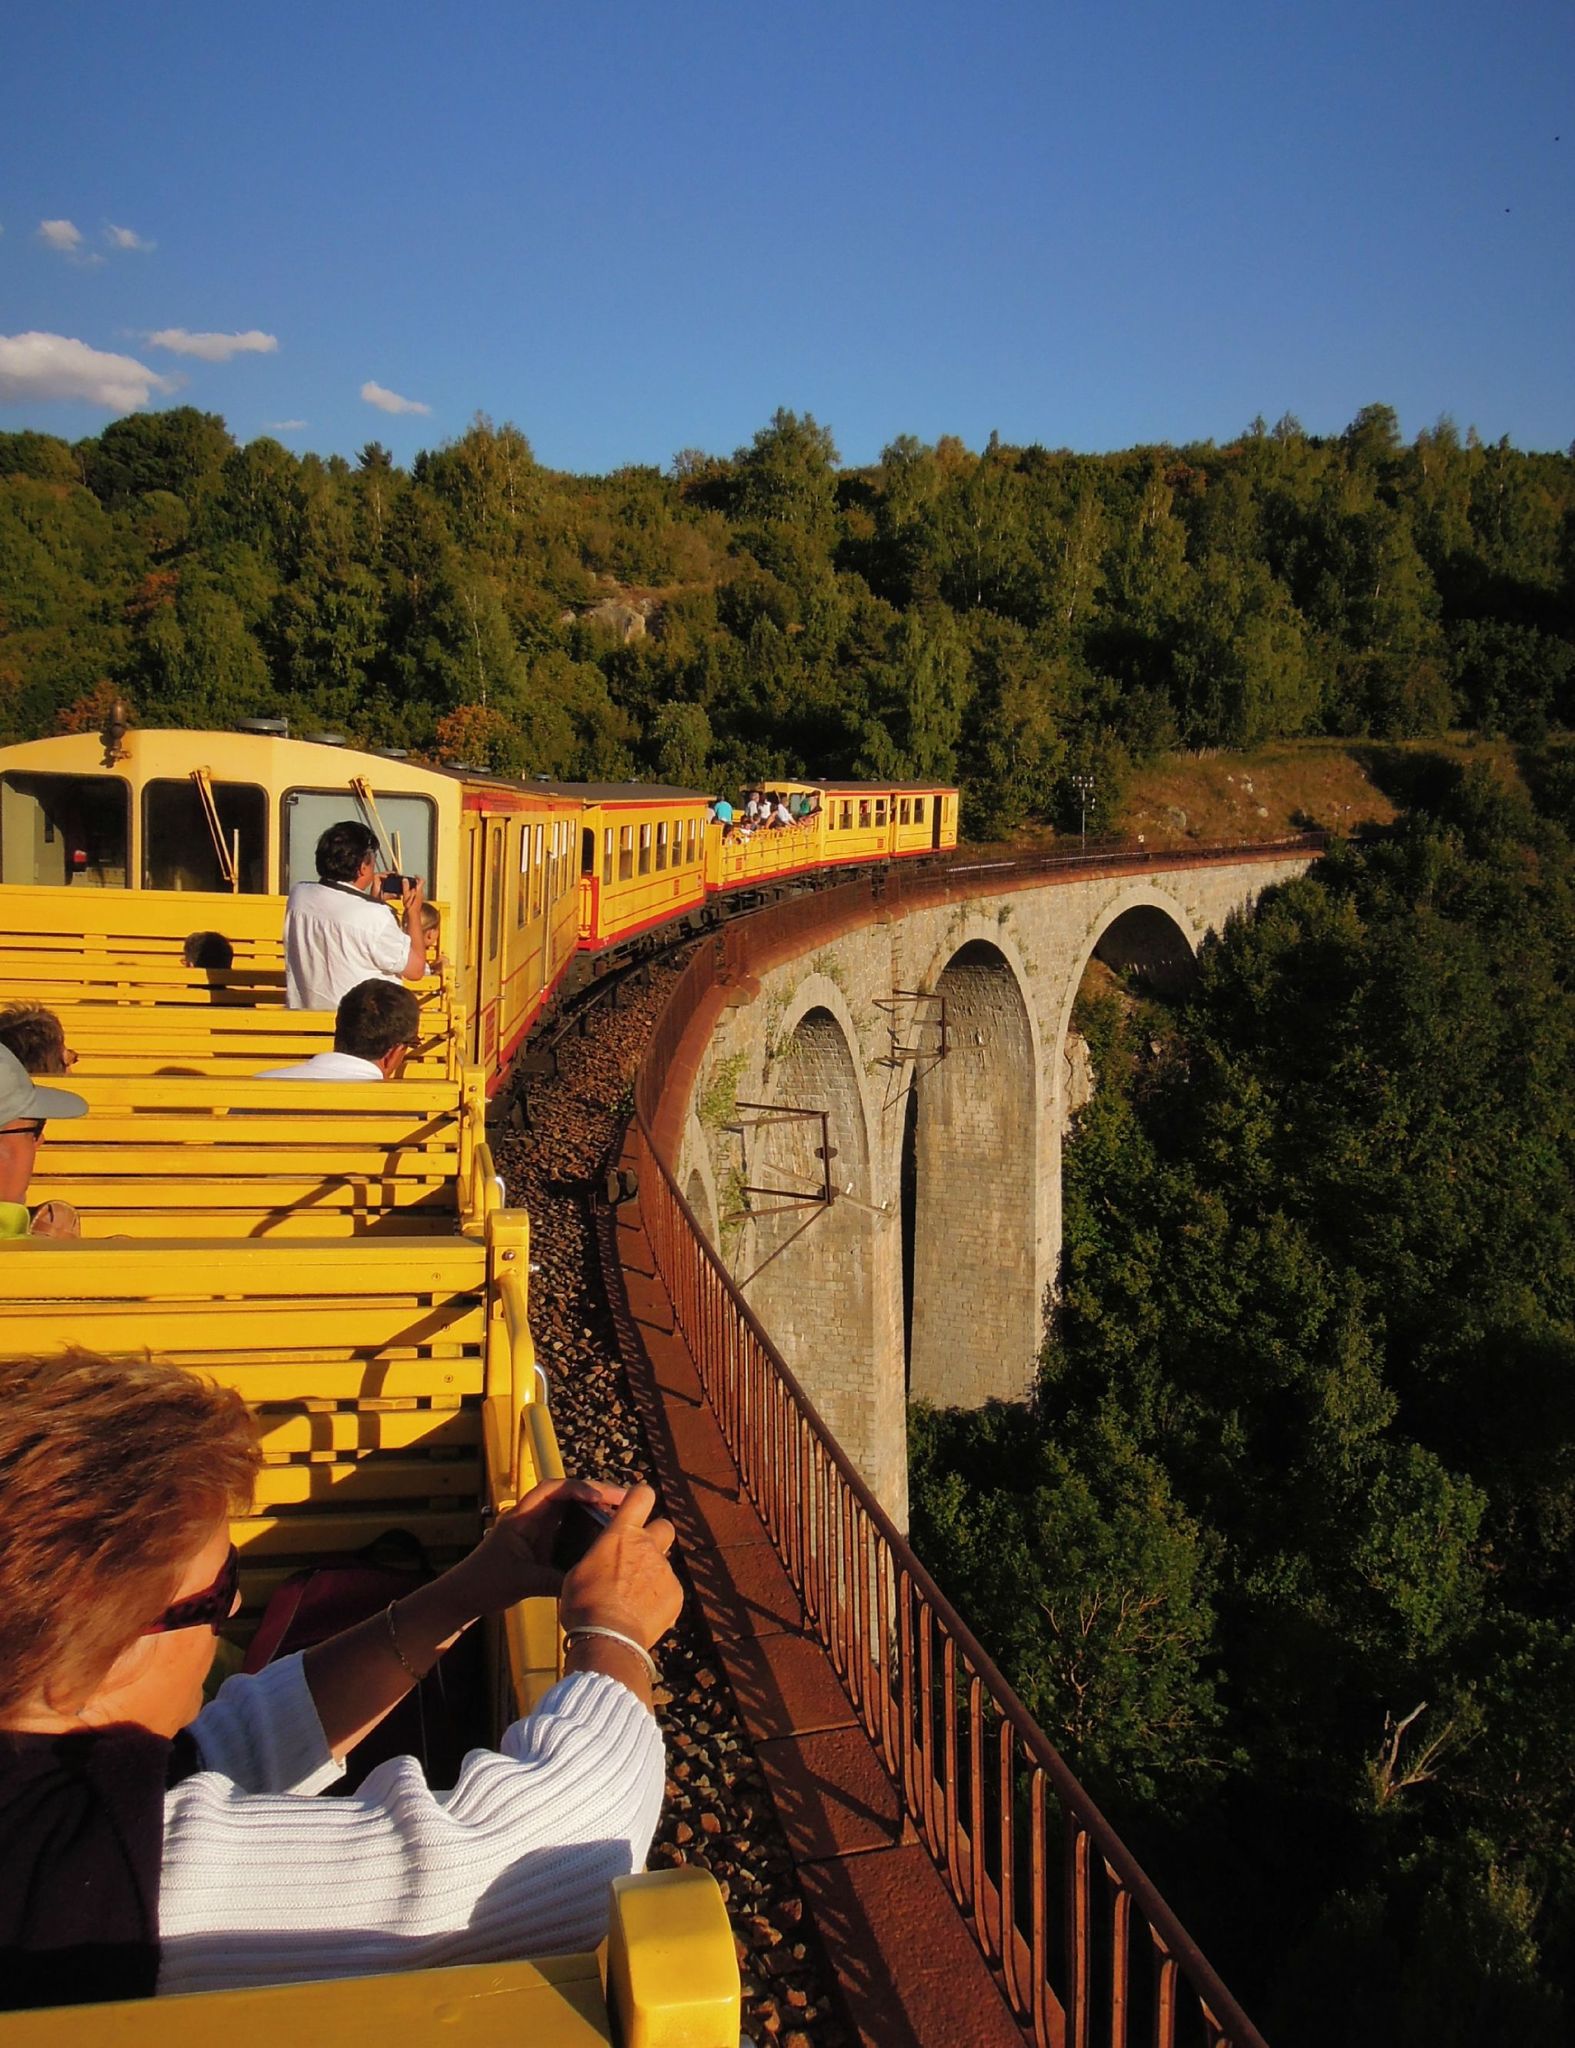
[[260, 981, 421, 1083], [283, 821, 427, 1010]]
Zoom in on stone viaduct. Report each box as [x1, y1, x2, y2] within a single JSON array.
[[652, 846, 1317, 1528]]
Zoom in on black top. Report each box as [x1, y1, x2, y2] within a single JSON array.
[[0, 1724, 199, 2011]]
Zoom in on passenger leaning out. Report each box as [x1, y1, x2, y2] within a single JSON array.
[[283, 823, 426, 1011], [259, 981, 421, 1083], [0, 1045, 85, 1241], [0, 1349, 682, 2010]]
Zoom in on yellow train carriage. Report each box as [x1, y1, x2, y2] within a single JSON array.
[[569, 785, 712, 950], [812, 779, 957, 863], [456, 776, 581, 1079], [0, 726, 590, 1092], [707, 778, 959, 893]]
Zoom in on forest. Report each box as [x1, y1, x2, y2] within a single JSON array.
[[3, 401, 1574, 2036], [912, 754, 1575, 2044], [1, 403, 1572, 838]]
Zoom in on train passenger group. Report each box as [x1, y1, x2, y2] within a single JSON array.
[[711, 785, 820, 841], [0, 817, 684, 2013]]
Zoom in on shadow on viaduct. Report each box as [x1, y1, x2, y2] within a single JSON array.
[[657, 847, 1317, 1528]]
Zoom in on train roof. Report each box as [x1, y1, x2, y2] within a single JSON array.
[[531, 781, 715, 803], [753, 778, 958, 794]]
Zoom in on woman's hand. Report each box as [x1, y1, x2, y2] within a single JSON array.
[[441, 1476, 630, 1618], [558, 1482, 682, 1652]]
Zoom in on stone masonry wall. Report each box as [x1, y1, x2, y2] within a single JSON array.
[[670, 854, 1313, 1526]]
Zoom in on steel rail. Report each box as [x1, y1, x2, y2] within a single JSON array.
[[629, 854, 1285, 2048]]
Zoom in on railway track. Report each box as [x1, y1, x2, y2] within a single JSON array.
[[491, 951, 850, 2048]]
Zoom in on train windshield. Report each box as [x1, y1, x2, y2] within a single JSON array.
[[144, 778, 267, 892], [282, 788, 435, 892], [0, 771, 130, 888]]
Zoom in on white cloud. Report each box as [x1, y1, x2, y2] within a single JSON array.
[[38, 217, 91, 256], [361, 379, 431, 416], [265, 419, 308, 432], [105, 223, 155, 252], [147, 327, 278, 362], [0, 331, 178, 409]]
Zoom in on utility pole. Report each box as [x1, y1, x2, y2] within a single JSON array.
[[1071, 772, 1096, 853]]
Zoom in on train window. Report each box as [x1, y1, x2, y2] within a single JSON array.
[[899, 798, 911, 825], [687, 818, 698, 864], [0, 772, 129, 889], [516, 823, 528, 928], [487, 824, 504, 960], [144, 780, 267, 894], [532, 823, 544, 918], [603, 828, 613, 886], [914, 796, 926, 824], [875, 797, 888, 828], [581, 826, 595, 875], [840, 801, 853, 830], [638, 824, 651, 876], [858, 799, 871, 829], [619, 825, 634, 882], [656, 821, 668, 871], [282, 790, 434, 894]]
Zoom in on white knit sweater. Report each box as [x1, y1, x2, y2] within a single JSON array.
[[157, 1655, 665, 1995]]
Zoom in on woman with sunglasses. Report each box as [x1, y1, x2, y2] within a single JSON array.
[[0, 1349, 682, 2012]]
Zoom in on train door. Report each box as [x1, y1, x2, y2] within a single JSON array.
[[474, 815, 506, 1076], [459, 814, 484, 1066], [932, 794, 943, 849]]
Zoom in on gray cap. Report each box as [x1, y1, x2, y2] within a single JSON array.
[[0, 1044, 87, 1125]]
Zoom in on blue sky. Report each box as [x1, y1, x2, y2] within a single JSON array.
[[2, 1, 1570, 471]]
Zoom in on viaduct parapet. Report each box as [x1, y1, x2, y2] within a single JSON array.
[[652, 845, 1318, 1526]]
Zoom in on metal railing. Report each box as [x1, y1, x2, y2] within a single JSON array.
[[631, 862, 1276, 2048]]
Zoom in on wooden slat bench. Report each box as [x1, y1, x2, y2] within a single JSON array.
[[0, 1236, 494, 1622], [0, 1866, 741, 2048], [43, 999, 459, 1081], [30, 1070, 490, 1237]]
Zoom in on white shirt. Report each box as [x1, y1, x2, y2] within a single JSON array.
[[284, 882, 412, 1010], [257, 1051, 386, 1082], [157, 1657, 665, 1993]]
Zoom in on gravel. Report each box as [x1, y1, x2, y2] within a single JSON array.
[[492, 958, 852, 2048]]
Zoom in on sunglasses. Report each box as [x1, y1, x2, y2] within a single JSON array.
[[0, 1120, 45, 1141], [143, 1544, 240, 1636]]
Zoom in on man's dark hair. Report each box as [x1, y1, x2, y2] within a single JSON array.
[[335, 980, 421, 1062], [315, 820, 380, 884], [182, 930, 234, 970], [0, 1005, 67, 1076]]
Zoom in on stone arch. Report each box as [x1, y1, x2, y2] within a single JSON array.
[[1052, 885, 1201, 1067], [905, 937, 1039, 1409], [743, 1002, 886, 1497]]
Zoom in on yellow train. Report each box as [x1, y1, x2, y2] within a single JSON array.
[[0, 722, 958, 1086]]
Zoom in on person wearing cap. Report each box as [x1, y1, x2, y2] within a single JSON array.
[[0, 1045, 87, 1241]]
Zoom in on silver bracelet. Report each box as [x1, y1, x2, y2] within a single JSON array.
[[563, 1624, 657, 1684], [384, 1599, 421, 1680]]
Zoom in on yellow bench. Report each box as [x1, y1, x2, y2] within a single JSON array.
[[30, 1070, 493, 1238], [0, 1866, 740, 2048], [0, 1233, 491, 1598], [0, 1214, 542, 1658], [55, 1002, 458, 1080]]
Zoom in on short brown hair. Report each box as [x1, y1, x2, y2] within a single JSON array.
[[0, 1004, 68, 1076], [0, 1350, 260, 1717], [334, 979, 421, 1061]]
